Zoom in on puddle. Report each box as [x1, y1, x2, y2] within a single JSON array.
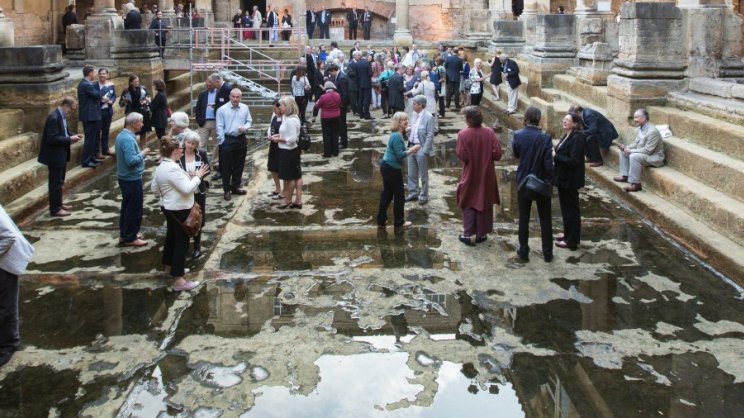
[[5, 101, 744, 417]]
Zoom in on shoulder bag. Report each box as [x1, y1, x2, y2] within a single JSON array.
[[517, 132, 552, 200], [157, 177, 204, 238], [298, 124, 311, 151]]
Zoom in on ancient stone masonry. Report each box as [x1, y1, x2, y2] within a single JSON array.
[[526, 14, 578, 96], [606, 2, 686, 116]]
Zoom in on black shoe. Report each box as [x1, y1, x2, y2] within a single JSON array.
[[213, 172, 223, 180], [517, 251, 529, 262], [459, 235, 475, 246], [475, 236, 487, 243], [223, 191, 232, 201], [193, 249, 202, 259], [544, 254, 554, 263], [290, 203, 303, 209], [231, 188, 248, 195]]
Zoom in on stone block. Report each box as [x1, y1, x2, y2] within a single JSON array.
[[689, 77, 732, 98], [575, 42, 614, 85], [492, 20, 524, 43], [0, 45, 67, 83], [65, 24, 85, 50], [534, 14, 577, 58], [615, 3, 685, 75], [731, 84, 744, 100], [0, 17, 14, 47]]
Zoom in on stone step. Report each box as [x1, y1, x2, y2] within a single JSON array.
[[0, 109, 25, 141], [668, 90, 744, 126], [589, 162, 744, 280], [662, 135, 744, 203], [0, 132, 40, 171], [3, 80, 196, 220], [604, 146, 744, 247], [543, 82, 744, 204], [646, 105, 744, 162], [552, 74, 608, 110]]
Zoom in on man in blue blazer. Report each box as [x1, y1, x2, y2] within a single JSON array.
[[78, 64, 105, 168], [38, 97, 81, 216]]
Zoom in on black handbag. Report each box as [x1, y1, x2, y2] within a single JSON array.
[[298, 125, 311, 152], [517, 132, 552, 200]]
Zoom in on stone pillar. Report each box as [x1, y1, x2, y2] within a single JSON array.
[[291, 0, 307, 44], [526, 14, 578, 96], [489, 0, 513, 20], [0, 8, 15, 47], [574, 0, 598, 15], [573, 42, 614, 85], [490, 20, 525, 57], [519, 0, 539, 47], [606, 3, 686, 118], [0, 46, 75, 126], [159, 0, 175, 20], [467, 0, 491, 42], [678, 0, 744, 77], [85, 0, 124, 63], [393, 0, 413, 46]]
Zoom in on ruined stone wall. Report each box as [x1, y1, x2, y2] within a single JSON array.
[[0, 0, 68, 46]]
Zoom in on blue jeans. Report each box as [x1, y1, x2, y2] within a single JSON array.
[[119, 178, 143, 242]]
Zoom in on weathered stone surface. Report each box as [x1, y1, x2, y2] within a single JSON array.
[[65, 24, 85, 50], [0, 16, 14, 47], [534, 14, 577, 58], [0, 45, 67, 83], [614, 3, 685, 78], [689, 77, 732, 98], [575, 42, 614, 85]]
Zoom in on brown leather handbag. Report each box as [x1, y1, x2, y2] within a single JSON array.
[[178, 202, 203, 238]]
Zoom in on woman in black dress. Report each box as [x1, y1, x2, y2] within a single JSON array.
[[553, 112, 586, 250], [488, 51, 503, 99], [150, 79, 169, 139], [119, 74, 152, 146]]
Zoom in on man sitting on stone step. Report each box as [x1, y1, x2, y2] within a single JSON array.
[[613, 108, 665, 193]]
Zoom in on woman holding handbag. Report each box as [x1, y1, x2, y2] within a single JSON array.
[[179, 131, 210, 259], [119, 74, 152, 147], [553, 112, 586, 250], [291, 65, 311, 124], [152, 136, 209, 291]]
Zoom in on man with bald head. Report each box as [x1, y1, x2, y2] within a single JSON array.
[[216, 88, 253, 201]]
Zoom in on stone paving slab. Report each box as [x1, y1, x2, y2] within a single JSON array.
[[1, 108, 743, 417]]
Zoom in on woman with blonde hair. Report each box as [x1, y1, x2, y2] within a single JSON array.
[[271, 96, 304, 209], [151, 136, 209, 291], [376, 111, 421, 229]]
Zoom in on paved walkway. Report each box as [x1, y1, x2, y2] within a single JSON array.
[[2, 105, 744, 416]]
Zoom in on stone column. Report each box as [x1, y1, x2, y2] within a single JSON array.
[[85, 0, 124, 62], [526, 14, 577, 96], [159, 0, 175, 20], [574, 0, 598, 15], [393, 0, 412, 46], [291, 0, 307, 44], [489, 0, 513, 20], [606, 3, 686, 118], [467, 0, 491, 41], [519, 0, 539, 46], [0, 8, 15, 47], [490, 20, 525, 57], [677, 0, 743, 77]]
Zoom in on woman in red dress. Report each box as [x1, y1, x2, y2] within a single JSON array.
[[455, 106, 503, 245]]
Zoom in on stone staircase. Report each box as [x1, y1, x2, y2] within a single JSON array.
[[1, 71, 198, 223], [491, 71, 744, 278]]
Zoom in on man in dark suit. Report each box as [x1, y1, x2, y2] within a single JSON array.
[[501, 53, 521, 114], [96, 68, 116, 159], [78, 64, 105, 168], [388, 65, 406, 115], [304, 45, 318, 99], [150, 11, 169, 58], [349, 41, 361, 60], [306, 7, 316, 39], [569, 104, 619, 166], [123, 3, 142, 29], [329, 64, 350, 148], [347, 8, 359, 40], [356, 52, 373, 119], [317, 7, 330, 39], [444, 48, 463, 110], [38, 97, 81, 216], [195, 73, 232, 179], [362, 6, 372, 40], [347, 52, 360, 116]]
